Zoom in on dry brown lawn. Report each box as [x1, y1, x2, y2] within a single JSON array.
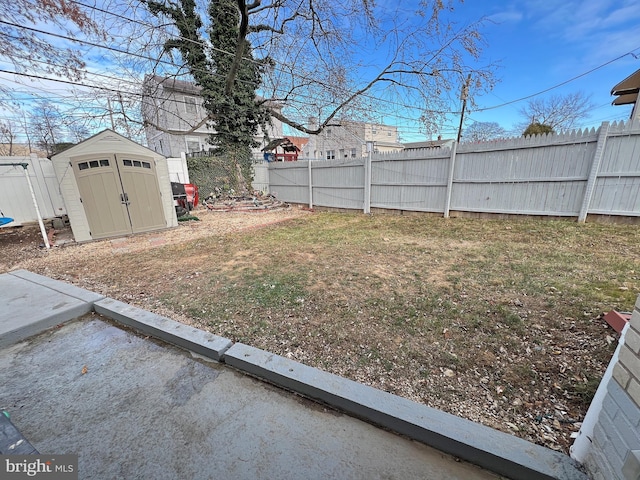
[[3, 206, 639, 453]]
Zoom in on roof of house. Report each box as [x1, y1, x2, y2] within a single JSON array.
[[144, 75, 282, 109], [262, 138, 300, 152], [611, 69, 640, 106], [403, 139, 454, 149], [284, 136, 309, 151], [0, 144, 46, 157]]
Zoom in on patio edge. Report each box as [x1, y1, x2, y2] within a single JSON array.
[[94, 297, 233, 361], [223, 342, 587, 480]]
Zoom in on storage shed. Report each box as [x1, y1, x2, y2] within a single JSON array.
[[52, 129, 178, 242]]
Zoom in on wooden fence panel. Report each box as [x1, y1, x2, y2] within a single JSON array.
[[371, 155, 449, 212], [589, 121, 640, 216], [268, 162, 309, 204], [0, 156, 66, 226], [267, 121, 640, 220], [312, 160, 365, 209], [451, 131, 596, 215]]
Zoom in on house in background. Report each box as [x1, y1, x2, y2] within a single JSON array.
[[262, 138, 298, 162], [262, 137, 308, 162], [402, 136, 454, 151], [0, 144, 47, 157], [611, 68, 640, 121], [141, 75, 283, 158], [303, 120, 404, 160], [283, 136, 309, 157]]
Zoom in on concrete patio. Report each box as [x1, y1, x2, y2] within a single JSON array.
[[0, 270, 588, 479]]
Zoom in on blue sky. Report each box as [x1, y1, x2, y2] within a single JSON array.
[[443, 0, 640, 136], [1, 0, 639, 144]]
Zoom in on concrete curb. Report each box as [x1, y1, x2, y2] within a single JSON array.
[[2, 270, 588, 480], [94, 298, 233, 361], [223, 343, 588, 480]]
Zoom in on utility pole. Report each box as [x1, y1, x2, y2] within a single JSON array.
[[21, 112, 32, 153], [456, 74, 472, 143], [107, 97, 116, 130], [118, 92, 133, 138]]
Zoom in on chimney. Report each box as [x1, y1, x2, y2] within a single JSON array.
[[437, 135, 442, 141]]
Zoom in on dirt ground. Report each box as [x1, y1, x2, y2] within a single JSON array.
[[1, 207, 632, 455]]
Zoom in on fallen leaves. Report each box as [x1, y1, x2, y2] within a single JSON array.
[[4, 209, 636, 455]]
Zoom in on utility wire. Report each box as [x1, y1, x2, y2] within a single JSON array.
[[2, 8, 637, 134], [472, 47, 640, 113]]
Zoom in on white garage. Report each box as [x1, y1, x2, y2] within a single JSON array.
[[52, 129, 178, 243]]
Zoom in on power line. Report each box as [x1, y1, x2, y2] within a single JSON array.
[[36, 5, 462, 117], [472, 47, 640, 113], [1, 8, 483, 129], [2, 7, 635, 137]]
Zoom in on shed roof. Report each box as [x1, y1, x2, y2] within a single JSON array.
[[51, 129, 163, 161]]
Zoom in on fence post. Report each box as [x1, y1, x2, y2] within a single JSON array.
[[22, 164, 50, 249], [308, 160, 313, 209], [363, 145, 372, 214], [578, 122, 609, 223], [443, 141, 458, 218]]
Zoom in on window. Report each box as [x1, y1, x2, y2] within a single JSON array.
[[326, 150, 335, 160], [122, 159, 151, 168], [350, 148, 357, 158], [184, 96, 197, 115], [186, 137, 201, 153], [78, 159, 109, 170]]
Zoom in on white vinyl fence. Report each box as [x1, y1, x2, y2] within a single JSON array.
[[268, 120, 640, 221], [0, 155, 66, 227], [167, 154, 190, 184]]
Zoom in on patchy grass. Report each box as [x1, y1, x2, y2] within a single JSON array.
[[13, 210, 640, 453]]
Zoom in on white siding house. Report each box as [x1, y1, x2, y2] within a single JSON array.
[[303, 120, 404, 160], [142, 75, 283, 158]]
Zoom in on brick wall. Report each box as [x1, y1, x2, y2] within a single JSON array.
[[583, 295, 640, 480]]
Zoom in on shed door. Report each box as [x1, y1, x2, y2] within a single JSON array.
[[74, 156, 131, 239], [73, 154, 166, 239], [116, 154, 165, 234]]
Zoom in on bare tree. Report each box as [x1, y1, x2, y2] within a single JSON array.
[[67, 122, 91, 144], [28, 102, 64, 156], [0, 0, 101, 85], [517, 92, 594, 133], [0, 0, 498, 144], [0, 120, 18, 155], [131, 0, 496, 137], [462, 121, 507, 143]]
